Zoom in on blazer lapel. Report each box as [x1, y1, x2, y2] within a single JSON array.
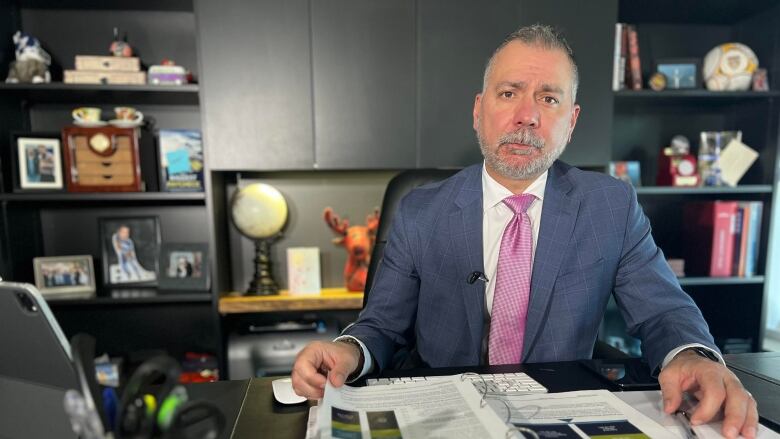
[[448, 165, 485, 354], [523, 162, 580, 360]]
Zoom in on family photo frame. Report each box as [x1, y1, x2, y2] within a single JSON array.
[[11, 133, 64, 192], [158, 242, 210, 291], [99, 216, 161, 288], [33, 255, 96, 299]]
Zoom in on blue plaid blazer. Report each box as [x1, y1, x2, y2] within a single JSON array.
[[344, 161, 718, 372]]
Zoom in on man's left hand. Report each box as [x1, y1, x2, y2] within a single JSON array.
[[659, 350, 758, 439]]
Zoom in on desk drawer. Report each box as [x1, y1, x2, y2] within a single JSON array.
[[76, 162, 135, 175], [75, 145, 133, 163], [75, 174, 137, 186]]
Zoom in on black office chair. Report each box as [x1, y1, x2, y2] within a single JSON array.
[[364, 168, 459, 306], [363, 168, 628, 362]]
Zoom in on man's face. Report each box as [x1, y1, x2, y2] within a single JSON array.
[[473, 41, 580, 181]]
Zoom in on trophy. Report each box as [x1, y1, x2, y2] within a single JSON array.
[[656, 135, 699, 187]]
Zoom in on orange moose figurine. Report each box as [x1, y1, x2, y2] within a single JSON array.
[[323, 207, 380, 292]]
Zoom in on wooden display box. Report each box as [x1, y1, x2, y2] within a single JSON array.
[[64, 70, 146, 85], [75, 55, 141, 72], [62, 126, 142, 192]]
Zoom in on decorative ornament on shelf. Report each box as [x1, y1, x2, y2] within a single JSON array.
[[323, 208, 379, 292], [703, 43, 758, 91], [231, 182, 288, 295], [5, 31, 51, 84], [148, 59, 190, 85], [698, 130, 742, 187], [656, 135, 699, 187], [648, 72, 667, 91], [109, 27, 133, 57]]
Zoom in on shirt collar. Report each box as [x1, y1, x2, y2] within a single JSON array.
[[481, 162, 548, 211]]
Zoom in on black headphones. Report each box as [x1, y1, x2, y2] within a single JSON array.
[[70, 334, 225, 439]]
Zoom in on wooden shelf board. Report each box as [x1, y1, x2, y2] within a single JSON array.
[[219, 288, 363, 314], [635, 185, 773, 195], [678, 276, 764, 286], [615, 90, 780, 99], [0, 82, 199, 105], [47, 293, 212, 306], [0, 192, 206, 203]]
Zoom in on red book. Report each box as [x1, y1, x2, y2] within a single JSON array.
[[627, 25, 642, 90], [682, 201, 738, 277]]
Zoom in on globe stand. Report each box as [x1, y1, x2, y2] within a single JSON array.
[[246, 239, 279, 296]]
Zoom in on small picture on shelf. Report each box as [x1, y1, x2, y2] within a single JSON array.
[[158, 243, 210, 291], [33, 255, 96, 299], [99, 216, 161, 287], [656, 58, 700, 89], [158, 129, 204, 192], [608, 161, 641, 186], [12, 134, 64, 191]]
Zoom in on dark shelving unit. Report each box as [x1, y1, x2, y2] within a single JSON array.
[[0, 0, 218, 364], [604, 0, 780, 354]]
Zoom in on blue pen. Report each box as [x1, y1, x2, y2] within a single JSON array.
[[102, 387, 119, 431]]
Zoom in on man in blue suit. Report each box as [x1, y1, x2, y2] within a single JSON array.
[[292, 24, 757, 438]]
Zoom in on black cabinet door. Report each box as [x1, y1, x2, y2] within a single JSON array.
[[311, 0, 416, 169], [417, 0, 523, 168], [196, 0, 315, 170], [418, 0, 617, 169], [518, 0, 617, 168]]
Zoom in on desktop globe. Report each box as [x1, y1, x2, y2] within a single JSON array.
[[230, 183, 288, 295]]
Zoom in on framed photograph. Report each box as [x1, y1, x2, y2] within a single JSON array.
[[158, 129, 204, 192], [33, 255, 96, 299], [158, 243, 210, 291], [11, 133, 64, 192], [609, 161, 642, 186], [655, 58, 701, 89], [99, 216, 161, 287]]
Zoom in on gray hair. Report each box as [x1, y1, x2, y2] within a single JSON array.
[[482, 24, 579, 102]]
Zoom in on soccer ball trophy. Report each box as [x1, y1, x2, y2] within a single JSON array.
[[230, 183, 288, 295], [703, 43, 758, 91]]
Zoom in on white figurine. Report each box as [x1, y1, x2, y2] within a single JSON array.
[[6, 31, 52, 84]]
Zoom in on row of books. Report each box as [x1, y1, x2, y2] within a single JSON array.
[[683, 201, 763, 277], [612, 23, 643, 91]]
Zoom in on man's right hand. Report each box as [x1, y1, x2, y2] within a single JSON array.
[[291, 340, 361, 399]]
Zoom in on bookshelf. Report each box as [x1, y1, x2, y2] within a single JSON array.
[[0, 0, 219, 362], [606, 0, 780, 354]]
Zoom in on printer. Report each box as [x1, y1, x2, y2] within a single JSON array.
[[228, 320, 338, 379]]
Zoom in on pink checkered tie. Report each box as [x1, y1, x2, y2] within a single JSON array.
[[488, 193, 536, 365]]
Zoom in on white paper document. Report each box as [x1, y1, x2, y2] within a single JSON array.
[[315, 376, 676, 438], [492, 389, 672, 438], [615, 390, 780, 439], [317, 376, 509, 438]]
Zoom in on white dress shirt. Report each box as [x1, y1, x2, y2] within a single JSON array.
[[339, 163, 722, 380]]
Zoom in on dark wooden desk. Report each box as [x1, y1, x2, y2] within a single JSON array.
[[726, 352, 780, 431], [206, 355, 780, 439], [226, 360, 624, 439]]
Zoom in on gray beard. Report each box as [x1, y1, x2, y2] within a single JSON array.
[[477, 126, 565, 181]]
